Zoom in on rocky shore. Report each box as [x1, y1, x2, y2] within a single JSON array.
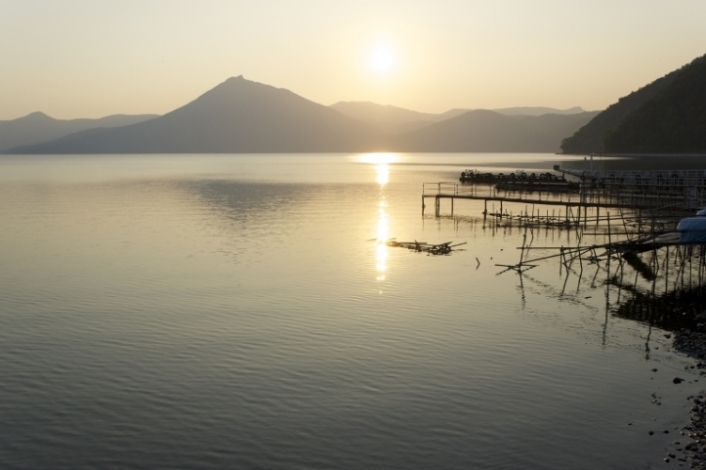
[[673, 329, 706, 467]]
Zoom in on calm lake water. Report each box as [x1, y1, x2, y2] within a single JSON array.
[[0, 153, 701, 469]]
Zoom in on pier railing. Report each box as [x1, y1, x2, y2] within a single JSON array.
[[424, 176, 706, 211], [423, 182, 584, 204], [557, 167, 706, 184]]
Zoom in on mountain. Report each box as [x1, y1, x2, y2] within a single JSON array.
[[0, 112, 158, 152], [435, 107, 587, 121], [603, 54, 706, 153], [490, 106, 586, 116], [331, 102, 588, 135], [559, 56, 706, 154], [6, 77, 596, 154], [9, 76, 377, 154], [329, 102, 439, 134], [386, 109, 599, 153]]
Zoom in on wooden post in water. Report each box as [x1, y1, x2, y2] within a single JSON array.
[[607, 212, 612, 251]]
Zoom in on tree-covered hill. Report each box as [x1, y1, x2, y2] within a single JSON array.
[[560, 54, 705, 154], [603, 55, 706, 153]]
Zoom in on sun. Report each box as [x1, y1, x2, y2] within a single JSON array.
[[369, 44, 396, 74]]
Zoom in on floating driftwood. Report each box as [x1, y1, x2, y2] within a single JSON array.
[[384, 239, 467, 255]]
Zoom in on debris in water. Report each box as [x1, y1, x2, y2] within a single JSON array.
[[380, 239, 467, 256]]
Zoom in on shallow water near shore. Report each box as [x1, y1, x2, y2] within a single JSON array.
[[0, 153, 703, 469]]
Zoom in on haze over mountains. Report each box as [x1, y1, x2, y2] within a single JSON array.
[[6, 77, 378, 154], [330, 102, 586, 135], [0, 112, 158, 152], [387, 110, 598, 153], [6, 76, 596, 154]]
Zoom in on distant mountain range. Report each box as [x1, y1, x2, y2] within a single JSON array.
[[5, 76, 596, 154], [0, 112, 158, 152], [7, 77, 378, 153], [561, 53, 706, 154], [387, 110, 599, 153], [330, 101, 587, 134]]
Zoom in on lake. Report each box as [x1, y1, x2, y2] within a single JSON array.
[[0, 153, 701, 469]]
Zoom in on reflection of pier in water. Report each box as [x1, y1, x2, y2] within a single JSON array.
[[523, 222, 704, 355], [429, 205, 706, 355], [421, 165, 706, 352]]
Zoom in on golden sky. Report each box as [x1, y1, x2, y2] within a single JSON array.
[[2, 0, 705, 119]]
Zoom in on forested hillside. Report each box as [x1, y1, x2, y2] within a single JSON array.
[[603, 55, 706, 153], [560, 54, 705, 154]]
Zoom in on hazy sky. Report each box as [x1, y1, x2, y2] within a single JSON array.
[[2, 0, 705, 120]]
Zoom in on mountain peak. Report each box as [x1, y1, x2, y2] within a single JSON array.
[[4, 77, 597, 154], [18, 111, 54, 122], [207, 75, 278, 95]]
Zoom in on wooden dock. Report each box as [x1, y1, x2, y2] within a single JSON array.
[[432, 166, 706, 221], [422, 182, 652, 220]]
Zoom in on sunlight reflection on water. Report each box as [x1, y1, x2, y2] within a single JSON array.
[[375, 163, 390, 186], [376, 198, 389, 280], [367, 156, 392, 281]]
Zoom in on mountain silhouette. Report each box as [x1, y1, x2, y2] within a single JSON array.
[[603, 54, 706, 153], [490, 106, 586, 116], [387, 109, 599, 153], [330, 101, 441, 134], [0, 112, 158, 152], [9, 76, 377, 154], [7, 77, 595, 154], [331, 102, 588, 135], [559, 55, 706, 154]]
